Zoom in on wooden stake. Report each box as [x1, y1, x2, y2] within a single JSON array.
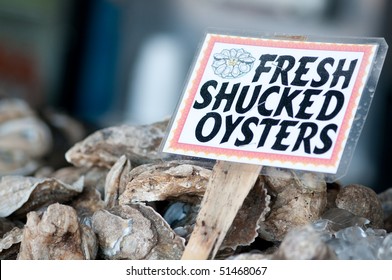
[[181, 160, 262, 260]]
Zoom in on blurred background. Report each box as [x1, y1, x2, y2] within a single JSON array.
[[0, 0, 390, 191]]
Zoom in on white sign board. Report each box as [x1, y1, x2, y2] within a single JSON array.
[[162, 33, 387, 176]]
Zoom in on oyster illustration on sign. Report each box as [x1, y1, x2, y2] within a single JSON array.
[[212, 48, 255, 78]]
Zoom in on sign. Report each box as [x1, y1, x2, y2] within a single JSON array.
[[162, 33, 387, 176]]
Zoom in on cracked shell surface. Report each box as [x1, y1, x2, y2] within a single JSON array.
[[0, 176, 83, 218], [17, 203, 97, 260], [92, 204, 184, 260], [65, 120, 172, 168], [119, 160, 211, 204], [258, 167, 327, 241], [336, 184, 384, 229]]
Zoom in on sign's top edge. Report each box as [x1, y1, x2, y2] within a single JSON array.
[[204, 29, 388, 47]]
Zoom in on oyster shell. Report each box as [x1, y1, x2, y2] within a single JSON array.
[[0, 98, 35, 123], [0, 227, 23, 260], [43, 109, 85, 145], [0, 149, 40, 176], [119, 160, 211, 205], [0, 99, 52, 176], [378, 187, 392, 217], [65, 119, 172, 168], [71, 186, 105, 221], [272, 225, 336, 260], [50, 166, 108, 196], [17, 203, 97, 260], [104, 155, 131, 208], [379, 188, 392, 232], [47, 167, 106, 220], [92, 204, 185, 260], [83, 167, 108, 195], [221, 177, 271, 250], [162, 176, 271, 252], [0, 117, 52, 158], [258, 167, 327, 241], [336, 184, 383, 229], [0, 217, 20, 237], [0, 176, 83, 218]]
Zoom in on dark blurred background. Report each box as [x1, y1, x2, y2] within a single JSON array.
[[0, 0, 390, 190]]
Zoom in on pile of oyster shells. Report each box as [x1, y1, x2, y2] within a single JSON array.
[[0, 98, 391, 260]]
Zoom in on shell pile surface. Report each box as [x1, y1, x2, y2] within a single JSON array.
[[0, 111, 390, 260]]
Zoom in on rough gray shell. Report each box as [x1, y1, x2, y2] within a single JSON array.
[[336, 184, 384, 229], [65, 119, 172, 168], [92, 204, 185, 260], [258, 167, 327, 241], [0, 176, 83, 218], [119, 160, 212, 205], [17, 203, 97, 260]]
